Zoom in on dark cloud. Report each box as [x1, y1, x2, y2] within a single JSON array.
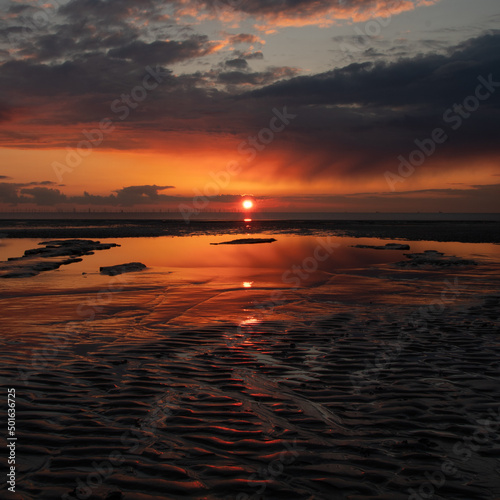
[[0, 55, 173, 99], [243, 51, 264, 60], [24, 181, 59, 186], [238, 33, 500, 180], [0, 180, 68, 205], [225, 58, 249, 69], [0, 183, 19, 204], [113, 185, 175, 206], [59, 0, 163, 25], [231, 50, 265, 61], [36, 181, 59, 186], [108, 36, 218, 65], [0, 183, 175, 206], [0, 41, 298, 146], [0, 102, 14, 122], [0, 183, 246, 207], [251, 34, 500, 108], [331, 34, 457, 67], [0, 0, 498, 193], [296, 184, 500, 213], [228, 33, 263, 45], [217, 66, 299, 86], [3, 180, 498, 213], [19, 186, 67, 205], [18, 26, 141, 62], [0, 0, 196, 65], [71, 185, 177, 207]]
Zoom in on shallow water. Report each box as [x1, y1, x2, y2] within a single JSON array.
[[1, 232, 498, 289], [1, 233, 499, 499]]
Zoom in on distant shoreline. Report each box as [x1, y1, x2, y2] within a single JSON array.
[[0, 211, 499, 221], [1, 219, 499, 243]]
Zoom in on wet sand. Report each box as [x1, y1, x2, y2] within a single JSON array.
[[0, 227, 499, 499]]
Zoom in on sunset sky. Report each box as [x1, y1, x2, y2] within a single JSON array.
[[0, 0, 499, 212]]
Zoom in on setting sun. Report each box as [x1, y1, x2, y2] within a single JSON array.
[[242, 199, 253, 210]]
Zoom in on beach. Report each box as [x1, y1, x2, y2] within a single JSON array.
[[1, 220, 499, 499], [2, 0, 500, 496]]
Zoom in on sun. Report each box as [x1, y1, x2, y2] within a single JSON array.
[[242, 199, 253, 210]]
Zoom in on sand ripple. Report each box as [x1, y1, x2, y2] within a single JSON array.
[[1, 283, 500, 499]]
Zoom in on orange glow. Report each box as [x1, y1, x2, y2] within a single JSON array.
[[0, 141, 498, 213], [242, 199, 253, 210], [240, 317, 260, 326], [251, 1, 435, 30]]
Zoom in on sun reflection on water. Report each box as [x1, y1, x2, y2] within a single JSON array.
[[240, 317, 260, 326]]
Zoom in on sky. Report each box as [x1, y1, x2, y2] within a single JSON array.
[[0, 0, 499, 213]]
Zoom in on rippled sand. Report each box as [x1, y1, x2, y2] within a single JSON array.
[[1, 233, 500, 500]]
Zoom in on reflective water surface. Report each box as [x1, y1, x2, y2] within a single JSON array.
[[1, 232, 498, 333], [1, 231, 500, 500]]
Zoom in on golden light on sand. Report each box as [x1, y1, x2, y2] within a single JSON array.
[[242, 199, 253, 210]]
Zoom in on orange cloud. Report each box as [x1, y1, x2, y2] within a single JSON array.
[[254, 1, 439, 29], [175, 0, 440, 30]]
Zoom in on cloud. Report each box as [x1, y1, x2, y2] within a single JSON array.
[[228, 33, 264, 45], [0, 182, 19, 204], [26, 181, 59, 186], [0, 183, 248, 208], [58, 0, 169, 28], [0, 183, 175, 206], [2, 180, 498, 213], [113, 185, 175, 206], [217, 66, 300, 85], [239, 33, 500, 181], [225, 57, 249, 69], [185, 0, 440, 28], [251, 33, 500, 108], [230, 50, 265, 61], [285, 183, 500, 212], [71, 185, 178, 207], [108, 36, 220, 65], [19, 186, 68, 205], [0, 4, 498, 194], [0, 181, 68, 205], [0, 102, 14, 123], [242, 51, 264, 60]]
